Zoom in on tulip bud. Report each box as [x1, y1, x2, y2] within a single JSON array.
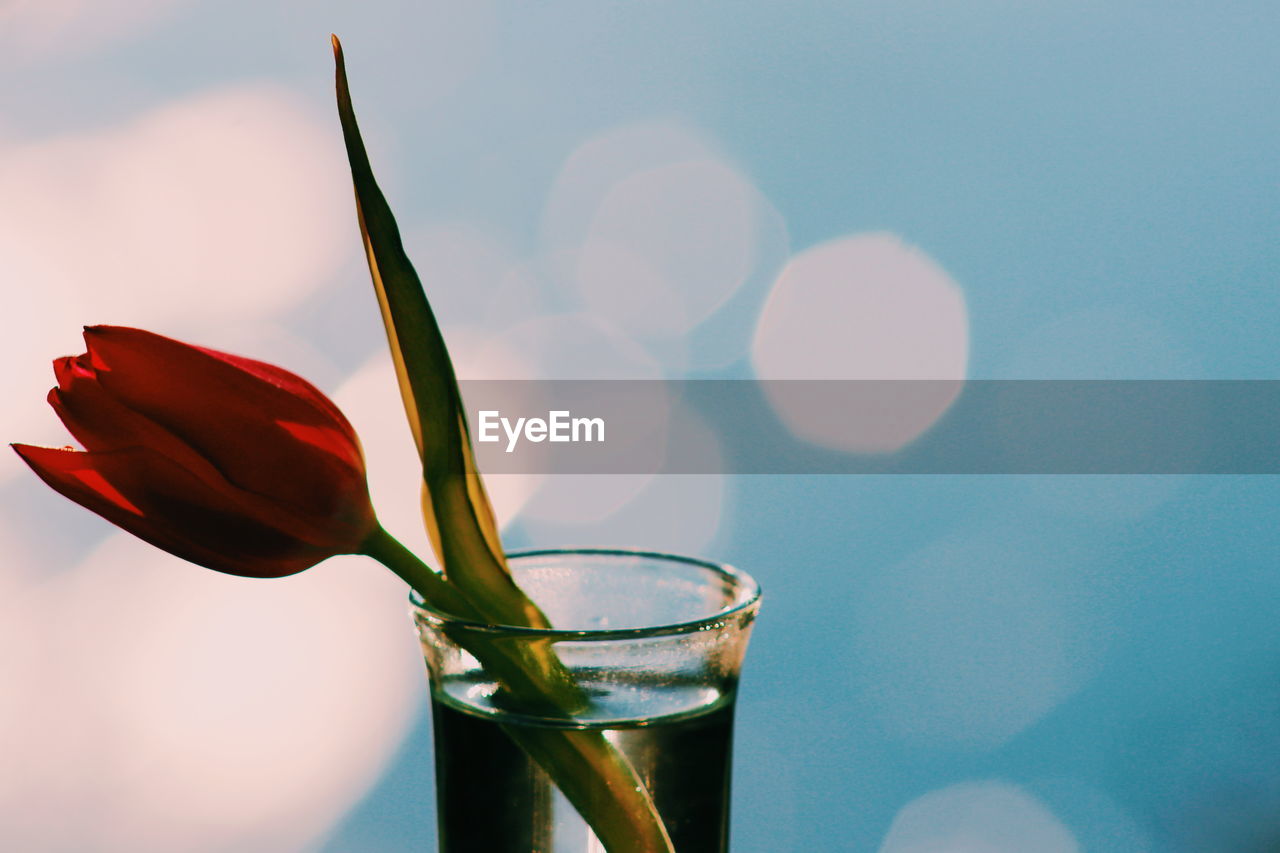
[[13, 326, 378, 578]]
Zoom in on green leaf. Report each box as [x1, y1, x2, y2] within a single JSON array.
[[332, 36, 674, 852], [331, 35, 544, 631]]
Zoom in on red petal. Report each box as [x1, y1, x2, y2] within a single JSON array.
[[205, 347, 358, 439], [49, 378, 217, 477], [53, 354, 95, 392], [12, 444, 345, 578], [47, 388, 365, 550], [80, 326, 367, 519], [83, 326, 354, 432]]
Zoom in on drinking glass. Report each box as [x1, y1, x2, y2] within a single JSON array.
[[412, 548, 762, 852]]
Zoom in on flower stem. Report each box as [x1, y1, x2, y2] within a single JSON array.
[[359, 524, 479, 618], [359, 524, 674, 852]]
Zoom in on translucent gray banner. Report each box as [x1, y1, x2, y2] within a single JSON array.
[[455, 381, 1280, 474]]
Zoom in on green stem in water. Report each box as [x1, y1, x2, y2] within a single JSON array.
[[358, 524, 675, 853]]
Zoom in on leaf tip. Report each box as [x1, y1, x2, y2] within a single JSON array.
[[331, 34, 350, 102]]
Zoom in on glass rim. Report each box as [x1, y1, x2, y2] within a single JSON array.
[[410, 547, 762, 640]]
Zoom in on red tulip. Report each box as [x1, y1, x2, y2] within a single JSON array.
[[12, 326, 377, 578]]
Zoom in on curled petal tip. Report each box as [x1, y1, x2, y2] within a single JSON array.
[[83, 324, 134, 338], [10, 442, 66, 465], [53, 354, 94, 388], [81, 325, 114, 350]]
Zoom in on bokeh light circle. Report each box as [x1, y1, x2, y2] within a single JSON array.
[[753, 233, 968, 452]]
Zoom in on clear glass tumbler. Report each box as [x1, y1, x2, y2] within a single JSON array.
[[412, 548, 762, 853]]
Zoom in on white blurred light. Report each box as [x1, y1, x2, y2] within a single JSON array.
[[541, 121, 787, 370], [520, 404, 725, 554], [880, 781, 1080, 853], [0, 85, 353, 478], [447, 323, 546, 382], [540, 122, 720, 256], [0, 514, 43, 596], [483, 313, 668, 528], [0, 258, 89, 462], [0, 83, 350, 330], [333, 356, 434, 561], [574, 159, 762, 336], [753, 233, 968, 452], [678, 196, 791, 372], [201, 321, 344, 391], [1, 0, 182, 62], [492, 312, 663, 380], [0, 516, 51, 807], [754, 233, 968, 380], [852, 530, 1100, 751], [0, 534, 421, 851]]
